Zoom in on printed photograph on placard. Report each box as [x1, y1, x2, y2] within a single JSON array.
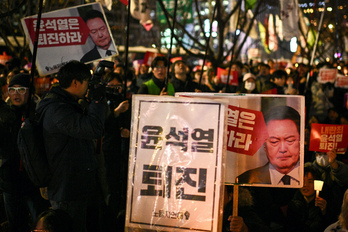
[[21, 2, 118, 76], [175, 93, 305, 188]]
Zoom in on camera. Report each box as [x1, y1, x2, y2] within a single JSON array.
[[90, 60, 114, 87], [88, 60, 114, 101]]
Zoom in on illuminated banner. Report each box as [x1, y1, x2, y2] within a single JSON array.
[[21, 3, 118, 76], [126, 95, 226, 231], [317, 68, 338, 84], [216, 68, 239, 86], [176, 93, 305, 188], [309, 123, 348, 154]]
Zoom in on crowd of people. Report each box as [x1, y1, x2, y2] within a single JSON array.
[[0, 54, 347, 232]]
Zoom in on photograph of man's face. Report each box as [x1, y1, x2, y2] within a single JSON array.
[[264, 118, 300, 174], [86, 17, 111, 50]]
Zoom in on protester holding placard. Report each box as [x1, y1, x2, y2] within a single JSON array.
[[222, 186, 271, 232], [286, 163, 330, 232], [311, 149, 348, 227]]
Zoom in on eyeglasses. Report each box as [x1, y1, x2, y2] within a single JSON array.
[[8, 87, 29, 95]]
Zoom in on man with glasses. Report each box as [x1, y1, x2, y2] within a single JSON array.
[[137, 56, 175, 95], [0, 73, 49, 232]]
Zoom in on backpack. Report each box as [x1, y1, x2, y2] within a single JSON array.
[[17, 112, 51, 187]]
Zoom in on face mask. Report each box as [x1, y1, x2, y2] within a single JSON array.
[[245, 82, 255, 91], [316, 154, 330, 167]]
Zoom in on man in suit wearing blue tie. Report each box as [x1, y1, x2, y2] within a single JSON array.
[[237, 105, 301, 186]]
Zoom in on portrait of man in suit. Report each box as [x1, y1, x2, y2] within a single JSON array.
[[237, 105, 301, 186], [80, 10, 116, 63]]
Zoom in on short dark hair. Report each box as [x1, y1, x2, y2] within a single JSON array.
[[264, 105, 300, 134], [304, 162, 321, 180], [260, 63, 271, 69], [104, 72, 123, 83], [151, 56, 168, 70], [57, 61, 91, 89], [271, 70, 288, 80], [232, 61, 243, 70], [83, 10, 105, 24]]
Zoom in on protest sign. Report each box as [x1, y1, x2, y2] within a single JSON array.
[[22, 2, 118, 76], [335, 74, 348, 89], [126, 95, 226, 231], [143, 51, 165, 66], [216, 68, 239, 86], [309, 123, 348, 154], [176, 93, 305, 188], [317, 68, 338, 84]]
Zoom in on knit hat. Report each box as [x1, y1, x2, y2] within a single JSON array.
[[8, 73, 31, 88], [243, 73, 256, 82]]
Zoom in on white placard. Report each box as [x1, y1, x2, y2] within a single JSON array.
[[125, 95, 226, 231], [176, 93, 305, 189]]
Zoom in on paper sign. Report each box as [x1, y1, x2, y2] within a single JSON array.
[[126, 95, 225, 231], [216, 68, 239, 86], [335, 74, 348, 89], [176, 93, 305, 189], [227, 105, 268, 156], [23, 17, 89, 48], [317, 68, 337, 84], [21, 3, 118, 76], [0, 52, 11, 65], [143, 51, 165, 67], [309, 123, 348, 154]]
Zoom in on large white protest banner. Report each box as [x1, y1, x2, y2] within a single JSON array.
[[126, 95, 226, 231], [21, 3, 118, 76], [176, 93, 305, 188]]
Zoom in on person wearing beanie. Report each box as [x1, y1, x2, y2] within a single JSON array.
[[1, 73, 49, 232]]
